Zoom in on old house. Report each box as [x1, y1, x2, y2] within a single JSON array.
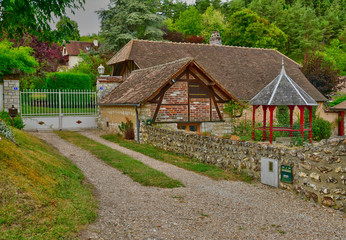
[[62, 39, 99, 68], [98, 36, 327, 139]]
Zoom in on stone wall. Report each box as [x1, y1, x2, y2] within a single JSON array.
[[0, 83, 3, 112], [141, 126, 346, 210], [3, 80, 20, 112]]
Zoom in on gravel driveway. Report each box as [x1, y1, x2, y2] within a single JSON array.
[[34, 131, 345, 240]]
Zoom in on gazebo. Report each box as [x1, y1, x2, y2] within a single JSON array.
[[249, 60, 318, 144]]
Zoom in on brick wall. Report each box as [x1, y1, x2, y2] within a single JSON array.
[[141, 126, 346, 211], [162, 82, 188, 104]]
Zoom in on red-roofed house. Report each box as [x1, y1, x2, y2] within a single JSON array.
[[62, 40, 99, 68]]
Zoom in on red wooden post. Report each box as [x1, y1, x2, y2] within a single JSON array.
[[340, 111, 344, 136], [308, 106, 312, 143], [288, 105, 294, 137], [262, 105, 268, 141], [298, 106, 305, 138], [252, 105, 257, 140], [269, 106, 276, 144]]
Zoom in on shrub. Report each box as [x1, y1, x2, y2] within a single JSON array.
[[311, 118, 332, 141], [0, 111, 25, 129], [45, 72, 91, 90], [118, 117, 135, 140], [0, 120, 16, 143]]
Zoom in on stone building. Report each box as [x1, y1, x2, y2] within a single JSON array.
[[97, 38, 327, 140], [62, 40, 99, 69]]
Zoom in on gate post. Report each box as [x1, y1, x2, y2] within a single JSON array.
[[59, 90, 62, 130], [0, 82, 3, 112], [3, 79, 20, 112]]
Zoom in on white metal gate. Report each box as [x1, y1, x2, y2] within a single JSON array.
[[20, 89, 98, 130]]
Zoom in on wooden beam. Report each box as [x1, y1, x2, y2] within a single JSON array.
[[152, 94, 164, 122]]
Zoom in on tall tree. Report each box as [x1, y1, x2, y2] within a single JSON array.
[[195, 0, 222, 13], [56, 17, 80, 41], [0, 0, 85, 42], [302, 52, 341, 97], [279, 1, 322, 60], [174, 6, 203, 36], [201, 6, 226, 42], [224, 9, 287, 51], [97, 0, 165, 51], [160, 0, 188, 21]]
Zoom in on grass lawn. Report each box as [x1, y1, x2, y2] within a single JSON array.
[[0, 129, 97, 239], [102, 134, 253, 183], [56, 131, 183, 188]]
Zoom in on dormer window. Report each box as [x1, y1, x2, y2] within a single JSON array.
[[86, 46, 90, 51]]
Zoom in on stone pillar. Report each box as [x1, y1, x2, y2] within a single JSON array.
[[96, 76, 122, 127], [3, 79, 20, 112], [0, 83, 3, 112]]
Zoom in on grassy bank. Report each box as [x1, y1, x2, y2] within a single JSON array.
[[0, 129, 97, 239], [102, 134, 253, 183], [56, 131, 183, 188]]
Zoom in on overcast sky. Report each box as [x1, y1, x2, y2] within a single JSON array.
[[60, 0, 203, 36]]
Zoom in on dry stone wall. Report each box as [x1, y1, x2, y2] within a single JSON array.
[[141, 126, 346, 211]]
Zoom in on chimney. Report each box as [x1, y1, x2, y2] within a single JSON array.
[[93, 39, 98, 47], [209, 31, 222, 45]]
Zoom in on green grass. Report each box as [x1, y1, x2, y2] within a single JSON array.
[[102, 134, 253, 183], [56, 131, 183, 188], [0, 128, 97, 239]]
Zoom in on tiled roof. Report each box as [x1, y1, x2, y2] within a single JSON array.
[[330, 101, 346, 111], [107, 39, 327, 102], [250, 61, 318, 106], [100, 58, 234, 105], [97, 76, 123, 83], [65, 41, 96, 56]]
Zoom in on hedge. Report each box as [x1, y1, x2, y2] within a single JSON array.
[[45, 72, 91, 90]]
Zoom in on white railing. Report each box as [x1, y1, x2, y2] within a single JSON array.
[[20, 89, 97, 117]]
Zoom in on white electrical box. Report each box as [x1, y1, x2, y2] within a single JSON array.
[[261, 157, 279, 187]]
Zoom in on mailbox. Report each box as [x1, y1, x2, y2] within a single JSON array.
[[9, 105, 18, 119]]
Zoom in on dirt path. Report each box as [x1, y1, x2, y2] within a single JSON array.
[[34, 131, 345, 240]]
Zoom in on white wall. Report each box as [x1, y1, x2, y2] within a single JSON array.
[[68, 56, 83, 69]]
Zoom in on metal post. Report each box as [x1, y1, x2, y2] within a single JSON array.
[[59, 90, 62, 130]]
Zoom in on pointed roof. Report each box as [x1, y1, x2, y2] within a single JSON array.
[[100, 58, 234, 106], [250, 60, 318, 106], [106, 39, 327, 102]]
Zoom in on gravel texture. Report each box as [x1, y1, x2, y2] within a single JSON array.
[[33, 131, 345, 240]]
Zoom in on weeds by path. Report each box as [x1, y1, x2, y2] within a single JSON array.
[[57, 131, 183, 188], [0, 130, 97, 239], [102, 134, 253, 183]]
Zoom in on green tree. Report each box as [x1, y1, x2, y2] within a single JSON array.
[[224, 9, 287, 51], [174, 6, 203, 36], [0, 0, 85, 42], [97, 0, 165, 51], [0, 40, 38, 77], [56, 17, 80, 41], [249, 0, 285, 24], [324, 39, 346, 76], [279, 2, 322, 60], [160, 0, 188, 21], [195, 0, 222, 13], [201, 6, 226, 41]]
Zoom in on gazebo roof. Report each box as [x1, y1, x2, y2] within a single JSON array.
[[250, 60, 318, 106]]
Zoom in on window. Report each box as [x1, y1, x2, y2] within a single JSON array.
[[177, 123, 200, 133]]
